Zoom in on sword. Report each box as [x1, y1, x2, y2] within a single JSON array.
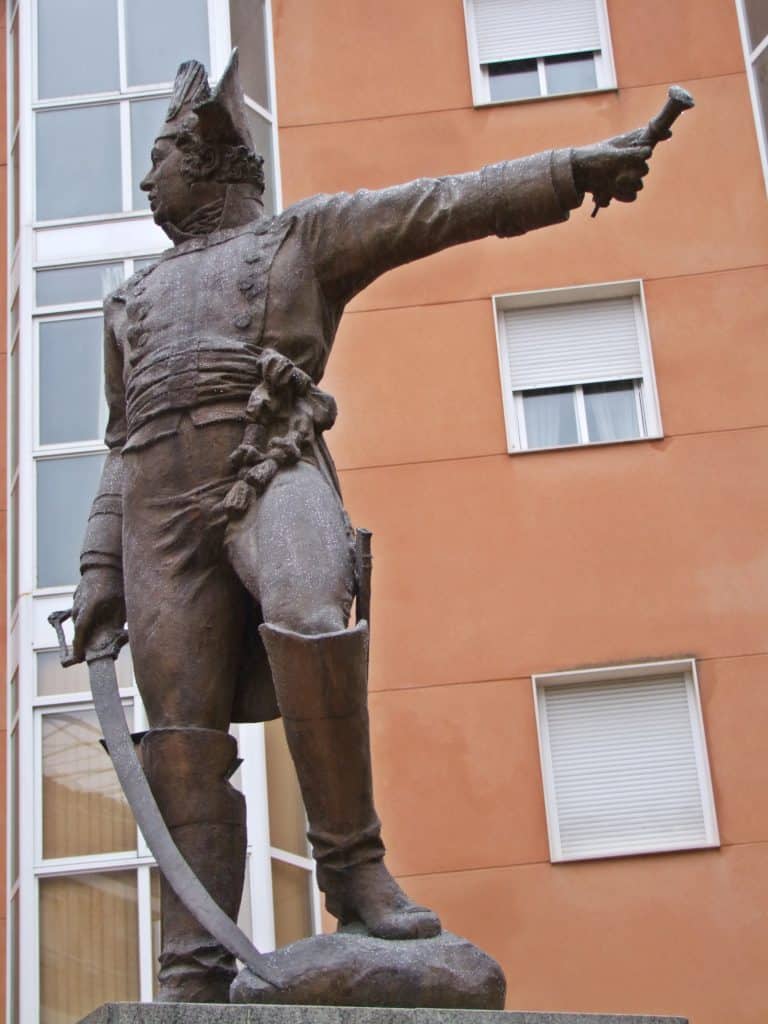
[[48, 608, 285, 991]]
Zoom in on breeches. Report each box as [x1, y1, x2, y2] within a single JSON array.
[[122, 417, 355, 729]]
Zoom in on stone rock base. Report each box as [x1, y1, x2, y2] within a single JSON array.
[[229, 929, 504, 1008], [81, 1004, 689, 1024]]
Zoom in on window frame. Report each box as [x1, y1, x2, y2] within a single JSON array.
[[463, 0, 617, 107], [494, 280, 663, 454], [735, 0, 768, 195], [533, 658, 720, 863]]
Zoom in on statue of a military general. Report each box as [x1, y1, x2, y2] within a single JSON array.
[[68, 51, 670, 1003]]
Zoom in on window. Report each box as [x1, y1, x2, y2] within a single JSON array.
[[464, 0, 616, 105], [533, 660, 720, 862], [736, 0, 768, 190], [495, 282, 662, 452]]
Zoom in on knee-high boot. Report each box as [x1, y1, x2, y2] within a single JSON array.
[[259, 620, 440, 940], [141, 727, 247, 1002]]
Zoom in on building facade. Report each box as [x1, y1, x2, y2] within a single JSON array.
[[6, 1, 768, 1022]]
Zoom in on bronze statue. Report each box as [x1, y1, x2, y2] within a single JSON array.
[[64, 51, 690, 1004]]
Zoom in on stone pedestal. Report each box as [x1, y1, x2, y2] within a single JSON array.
[[80, 1005, 688, 1024]]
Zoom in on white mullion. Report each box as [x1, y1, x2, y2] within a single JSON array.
[[120, 99, 132, 213], [243, 94, 273, 125], [116, 0, 128, 93], [263, 0, 283, 212], [137, 865, 154, 1001], [238, 723, 276, 952], [593, 0, 617, 88], [633, 379, 646, 436], [573, 384, 590, 443], [750, 32, 768, 62], [35, 853, 151, 878], [269, 848, 313, 871], [32, 688, 134, 711], [536, 57, 548, 97]]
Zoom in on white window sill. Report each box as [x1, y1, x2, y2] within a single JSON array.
[[473, 84, 617, 110], [508, 431, 663, 456]]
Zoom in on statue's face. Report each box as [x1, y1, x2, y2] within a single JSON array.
[[140, 137, 221, 232]]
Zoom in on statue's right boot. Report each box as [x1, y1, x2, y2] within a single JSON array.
[[259, 620, 441, 940], [141, 727, 247, 1003]]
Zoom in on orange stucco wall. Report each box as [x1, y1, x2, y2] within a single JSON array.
[[274, 1, 768, 1022]]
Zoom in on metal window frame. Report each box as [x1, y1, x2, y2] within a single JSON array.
[[494, 280, 663, 454], [532, 658, 720, 863], [462, 0, 616, 107], [734, 0, 768, 195]]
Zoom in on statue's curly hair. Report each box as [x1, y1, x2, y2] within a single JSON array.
[[175, 118, 265, 197]]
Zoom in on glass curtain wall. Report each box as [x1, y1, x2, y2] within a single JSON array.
[[8, 3, 313, 1022]]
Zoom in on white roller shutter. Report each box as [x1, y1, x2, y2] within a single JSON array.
[[537, 671, 718, 862], [502, 295, 643, 390], [473, 0, 601, 64]]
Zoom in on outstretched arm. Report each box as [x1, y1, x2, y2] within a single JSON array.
[[303, 135, 652, 302], [72, 309, 127, 661]]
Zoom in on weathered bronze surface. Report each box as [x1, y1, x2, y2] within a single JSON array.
[[66, 50, 690, 1006]]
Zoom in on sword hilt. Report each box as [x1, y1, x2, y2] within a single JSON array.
[[48, 607, 128, 666]]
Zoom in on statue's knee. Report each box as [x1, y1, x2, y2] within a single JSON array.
[[263, 600, 347, 636]]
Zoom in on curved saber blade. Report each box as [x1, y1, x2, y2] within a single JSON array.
[[89, 655, 285, 990]]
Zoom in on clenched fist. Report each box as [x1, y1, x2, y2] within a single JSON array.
[[572, 128, 660, 210], [72, 566, 126, 663]]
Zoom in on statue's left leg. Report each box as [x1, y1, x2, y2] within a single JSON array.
[[226, 461, 440, 940]]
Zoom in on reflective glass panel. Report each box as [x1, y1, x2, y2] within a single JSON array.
[[11, 12, 19, 128], [10, 668, 18, 720], [10, 484, 18, 607], [36, 105, 122, 220], [10, 294, 18, 337], [745, 0, 768, 50], [10, 727, 18, 882], [545, 52, 597, 95], [39, 317, 106, 445], [40, 872, 139, 1024], [134, 256, 160, 273], [10, 344, 19, 474], [584, 380, 641, 443], [38, 645, 133, 697], [42, 706, 135, 858], [522, 387, 579, 448], [37, 263, 124, 306], [230, 0, 270, 110], [37, 0, 119, 99], [10, 893, 18, 1024], [125, 0, 209, 86], [756, 46, 768, 139], [246, 107, 277, 216], [130, 97, 170, 209], [12, 140, 19, 244], [265, 718, 308, 856], [151, 867, 161, 998], [488, 59, 540, 102], [37, 453, 106, 587], [272, 859, 313, 947]]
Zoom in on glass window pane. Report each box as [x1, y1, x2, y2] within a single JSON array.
[[42, 706, 135, 858], [37, 0, 119, 99], [38, 645, 133, 697], [40, 872, 139, 1024], [265, 718, 308, 856], [488, 59, 540, 102], [272, 859, 313, 947], [151, 867, 161, 998], [10, 728, 18, 882], [9, 893, 19, 1024], [755, 46, 768, 141], [10, 484, 19, 607], [584, 380, 640, 443], [36, 105, 122, 220], [37, 453, 106, 587], [10, 668, 18, 720], [130, 97, 170, 210], [522, 387, 579, 448], [39, 317, 106, 445], [133, 256, 160, 273], [12, 140, 19, 244], [10, 344, 18, 475], [10, 295, 18, 337], [125, 0, 209, 87], [246, 107, 277, 216], [37, 263, 124, 306], [545, 52, 597, 95], [745, 0, 768, 50], [230, 0, 270, 110], [11, 12, 19, 127]]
